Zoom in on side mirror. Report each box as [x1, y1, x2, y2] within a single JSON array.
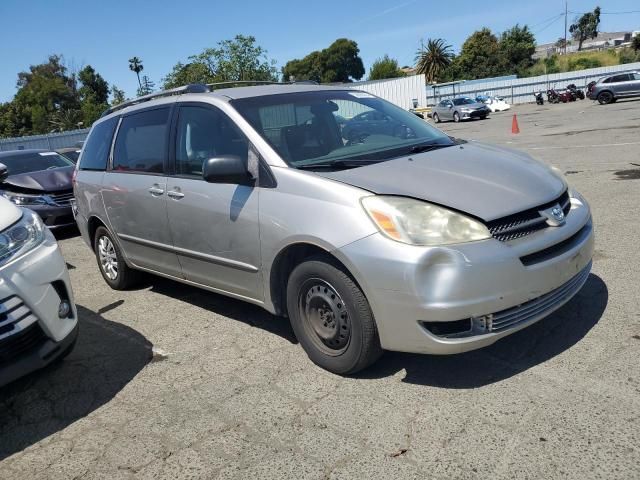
[[0, 163, 8, 183], [203, 156, 253, 185], [447, 104, 453, 109]]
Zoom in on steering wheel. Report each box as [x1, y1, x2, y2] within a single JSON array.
[[392, 124, 415, 140], [345, 129, 370, 146]]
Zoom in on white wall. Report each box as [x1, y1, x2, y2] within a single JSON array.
[[344, 75, 427, 110]]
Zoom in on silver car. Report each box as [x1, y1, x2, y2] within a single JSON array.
[[589, 71, 640, 104], [430, 97, 491, 123], [74, 83, 593, 374]]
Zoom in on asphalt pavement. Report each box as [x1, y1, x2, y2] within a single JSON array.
[[1, 98, 639, 479]]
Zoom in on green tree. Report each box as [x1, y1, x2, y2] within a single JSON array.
[[111, 85, 126, 105], [163, 62, 215, 89], [368, 55, 405, 80], [162, 35, 277, 89], [77, 65, 110, 127], [632, 33, 640, 52], [0, 56, 115, 137], [138, 75, 155, 96], [456, 28, 506, 79], [128, 56, 144, 89], [499, 25, 536, 76], [415, 38, 454, 83], [282, 38, 365, 83], [570, 7, 601, 51], [12, 55, 78, 134]]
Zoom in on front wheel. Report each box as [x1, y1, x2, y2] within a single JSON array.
[[453, 111, 461, 123], [286, 257, 383, 374], [432, 112, 440, 123], [597, 91, 613, 105]]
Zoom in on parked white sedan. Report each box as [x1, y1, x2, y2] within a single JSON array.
[[476, 95, 511, 112]]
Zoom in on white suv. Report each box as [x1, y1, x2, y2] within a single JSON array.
[[0, 193, 78, 387]]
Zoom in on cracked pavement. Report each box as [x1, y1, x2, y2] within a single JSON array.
[[1, 100, 639, 479]]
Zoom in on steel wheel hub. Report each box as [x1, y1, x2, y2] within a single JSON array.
[[300, 279, 350, 353], [98, 236, 118, 280]]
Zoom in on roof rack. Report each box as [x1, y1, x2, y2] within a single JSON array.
[[101, 84, 209, 117], [101, 80, 320, 117]]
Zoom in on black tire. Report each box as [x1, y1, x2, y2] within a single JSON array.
[[432, 112, 440, 123], [453, 111, 461, 123], [94, 226, 140, 290], [597, 91, 613, 105], [286, 257, 383, 374]]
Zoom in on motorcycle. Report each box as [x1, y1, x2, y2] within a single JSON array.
[[547, 89, 561, 103], [567, 84, 585, 100], [534, 91, 545, 105]]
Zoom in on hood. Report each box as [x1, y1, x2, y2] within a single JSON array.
[[0, 197, 22, 230], [315, 142, 566, 222], [461, 102, 488, 110], [2, 166, 74, 193]]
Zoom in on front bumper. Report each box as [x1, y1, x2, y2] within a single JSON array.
[[0, 229, 78, 387], [29, 204, 75, 229], [335, 197, 594, 354]]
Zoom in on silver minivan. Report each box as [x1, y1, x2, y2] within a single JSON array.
[[74, 83, 594, 374]]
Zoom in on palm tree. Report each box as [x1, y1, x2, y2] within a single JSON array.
[[415, 38, 453, 83], [128, 57, 144, 89]]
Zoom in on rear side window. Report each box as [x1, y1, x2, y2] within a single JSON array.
[[78, 116, 118, 171], [607, 74, 630, 83], [113, 108, 169, 173]]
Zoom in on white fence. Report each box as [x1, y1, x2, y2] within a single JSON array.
[[428, 62, 640, 105], [0, 128, 90, 152]]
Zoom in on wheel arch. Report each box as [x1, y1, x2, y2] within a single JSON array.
[[268, 242, 368, 318]]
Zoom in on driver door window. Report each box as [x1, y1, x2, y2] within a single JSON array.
[[175, 106, 248, 178]]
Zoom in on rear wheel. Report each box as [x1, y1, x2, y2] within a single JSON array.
[[453, 111, 461, 123], [286, 257, 382, 374], [432, 112, 440, 123], [597, 91, 614, 105], [94, 226, 140, 290]]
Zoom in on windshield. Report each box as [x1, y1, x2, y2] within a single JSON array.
[[58, 150, 81, 163], [0, 151, 73, 175], [453, 98, 476, 106], [231, 90, 453, 169]]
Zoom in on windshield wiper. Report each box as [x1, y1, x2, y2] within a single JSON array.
[[295, 159, 381, 171], [408, 142, 454, 154]]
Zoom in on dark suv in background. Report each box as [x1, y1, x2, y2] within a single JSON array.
[[588, 71, 640, 104]]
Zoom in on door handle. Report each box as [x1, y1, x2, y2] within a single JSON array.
[[148, 186, 165, 196], [167, 189, 184, 199]]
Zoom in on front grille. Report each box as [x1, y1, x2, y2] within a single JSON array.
[[49, 190, 75, 206], [0, 322, 47, 366], [0, 295, 38, 338], [487, 191, 570, 242], [489, 261, 591, 333]]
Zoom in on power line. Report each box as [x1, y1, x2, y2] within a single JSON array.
[[533, 14, 565, 35], [568, 10, 640, 15]]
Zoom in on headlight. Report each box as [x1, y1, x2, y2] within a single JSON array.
[[0, 209, 46, 267], [361, 196, 491, 246], [1, 191, 49, 206], [461, 108, 473, 113]]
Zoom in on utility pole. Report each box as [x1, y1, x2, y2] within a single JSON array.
[[564, 0, 568, 55]]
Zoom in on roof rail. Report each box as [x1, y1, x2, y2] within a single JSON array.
[[101, 83, 209, 117], [100, 80, 320, 117], [206, 80, 319, 90]]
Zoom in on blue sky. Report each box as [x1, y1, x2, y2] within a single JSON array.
[[1, 0, 639, 102]]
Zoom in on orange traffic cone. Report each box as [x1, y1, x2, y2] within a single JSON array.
[[511, 114, 520, 134]]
